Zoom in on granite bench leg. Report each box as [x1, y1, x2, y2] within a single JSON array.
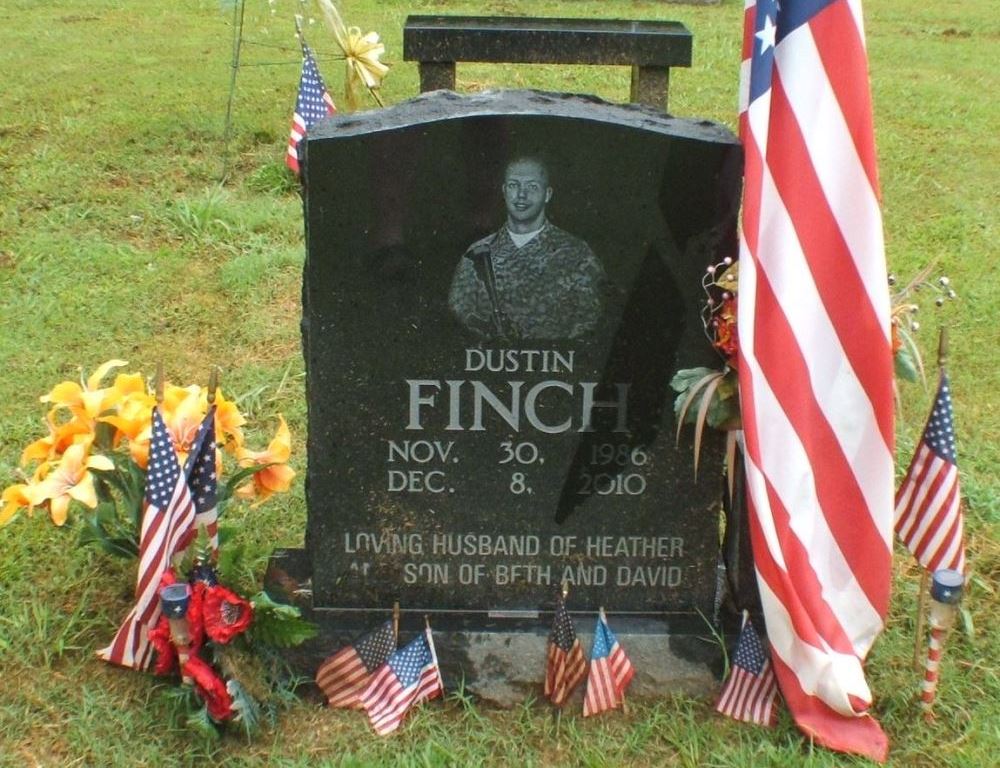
[[419, 61, 457, 92], [630, 65, 670, 111]]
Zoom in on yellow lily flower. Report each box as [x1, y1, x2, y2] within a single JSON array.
[[25, 442, 115, 526], [236, 416, 296, 504], [319, 0, 389, 107], [20, 416, 93, 465], [162, 385, 208, 466], [99, 386, 156, 444], [212, 388, 246, 452], [1, 481, 38, 526], [39, 359, 128, 420]]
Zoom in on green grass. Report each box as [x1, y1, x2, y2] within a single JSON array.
[[1, 1, 998, 765]]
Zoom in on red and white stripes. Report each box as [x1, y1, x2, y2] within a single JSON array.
[[920, 625, 946, 714], [738, 1, 894, 761]]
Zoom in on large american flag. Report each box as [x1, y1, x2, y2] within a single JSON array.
[[286, 43, 336, 174], [716, 616, 778, 726], [97, 407, 196, 669], [544, 594, 586, 707], [582, 610, 634, 717], [317, 619, 396, 709], [737, 0, 894, 761], [894, 372, 965, 573], [359, 627, 443, 735], [184, 404, 218, 556]]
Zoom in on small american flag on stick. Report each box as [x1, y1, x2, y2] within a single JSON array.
[[97, 407, 196, 669], [716, 614, 779, 726], [286, 43, 336, 174], [360, 625, 443, 735], [894, 370, 965, 574], [317, 619, 396, 709], [583, 608, 634, 717], [544, 592, 586, 707], [184, 404, 218, 556]]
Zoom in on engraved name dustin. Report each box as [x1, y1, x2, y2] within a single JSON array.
[[464, 348, 574, 374]]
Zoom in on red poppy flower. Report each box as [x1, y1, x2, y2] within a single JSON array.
[[202, 585, 253, 645], [182, 656, 234, 722], [148, 617, 177, 676]]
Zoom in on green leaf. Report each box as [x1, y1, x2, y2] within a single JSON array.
[[186, 704, 221, 740], [249, 592, 317, 648], [226, 679, 262, 739], [960, 606, 975, 639], [670, 367, 718, 394], [77, 502, 139, 558], [894, 347, 920, 383], [220, 463, 279, 505]]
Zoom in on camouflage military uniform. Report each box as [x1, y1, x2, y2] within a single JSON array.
[[448, 223, 605, 341]]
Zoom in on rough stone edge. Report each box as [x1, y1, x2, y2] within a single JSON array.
[[309, 88, 737, 146]]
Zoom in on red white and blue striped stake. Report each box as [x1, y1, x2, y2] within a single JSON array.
[[920, 569, 964, 720]]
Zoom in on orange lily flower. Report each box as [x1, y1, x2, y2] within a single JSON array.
[[100, 387, 156, 443], [25, 441, 115, 526], [40, 359, 128, 420], [161, 385, 208, 466], [1, 482, 37, 526], [212, 389, 246, 452], [236, 416, 296, 504], [20, 416, 94, 465]]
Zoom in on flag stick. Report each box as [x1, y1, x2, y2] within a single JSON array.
[[913, 328, 949, 668], [392, 601, 400, 642], [207, 366, 219, 405], [913, 570, 930, 670], [155, 361, 165, 405], [553, 579, 570, 730]]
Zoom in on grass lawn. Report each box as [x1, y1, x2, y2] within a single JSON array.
[[1, 1, 997, 766]]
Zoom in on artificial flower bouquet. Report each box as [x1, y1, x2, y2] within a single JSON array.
[[2, 359, 293, 550], [149, 547, 316, 736], [1, 360, 315, 736]]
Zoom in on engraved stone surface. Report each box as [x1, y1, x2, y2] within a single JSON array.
[[281, 90, 742, 702]]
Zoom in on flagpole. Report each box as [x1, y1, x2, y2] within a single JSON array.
[[207, 366, 219, 405], [554, 579, 569, 744], [912, 328, 949, 669], [155, 361, 164, 405], [392, 601, 400, 643]]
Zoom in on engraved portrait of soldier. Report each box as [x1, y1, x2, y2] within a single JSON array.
[[448, 156, 606, 342]]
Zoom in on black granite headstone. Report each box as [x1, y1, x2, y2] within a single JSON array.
[[277, 90, 742, 702]]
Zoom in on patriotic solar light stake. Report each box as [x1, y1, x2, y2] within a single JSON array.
[[160, 582, 194, 684], [583, 608, 635, 717], [920, 569, 964, 720], [715, 612, 779, 726], [286, 42, 336, 175], [737, 0, 895, 760], [316, 619, 397, 709], [359, 618, 443, 735]]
